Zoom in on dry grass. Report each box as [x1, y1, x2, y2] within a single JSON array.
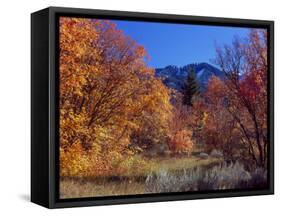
[[145, 161, 267, 193], [60, 156, 221, 198], [60, 178, 146, 198], [142, 156, 220, 174]]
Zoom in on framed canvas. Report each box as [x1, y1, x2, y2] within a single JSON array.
[[31, 6, 274, 208]]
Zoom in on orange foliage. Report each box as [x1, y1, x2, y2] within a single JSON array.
[[202, 76, 240, 154], [169, 129, 194, 155], [59, 17, 172, 177]]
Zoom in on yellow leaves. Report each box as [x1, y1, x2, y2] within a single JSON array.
[[59, 17, 175, 178], [118, 155, 146, 176], [60, 141, 90, 176], [169, 129, 194, 155], [199, 111, 208, 129]]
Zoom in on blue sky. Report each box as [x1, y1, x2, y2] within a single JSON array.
[[112, 20, 251, 68]]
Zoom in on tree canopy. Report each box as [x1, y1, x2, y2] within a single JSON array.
[[59, 18, 172, 176]]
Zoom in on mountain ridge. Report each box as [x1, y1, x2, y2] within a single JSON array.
[[155, 62, 225, 91]]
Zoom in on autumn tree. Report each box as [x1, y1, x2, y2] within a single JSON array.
[[59, 17, 172, 176], [213, 29, 268, 167], [203, 76, 241, 156]]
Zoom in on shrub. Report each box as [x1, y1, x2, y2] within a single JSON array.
[[60, 141, 92, 177], [245, 167, 267, 188], [145, 162, 266, 193], [145, 168, 203, 193], [169, 129, 194, 155], [118, 155, 147, 176], [201, 162, 251, 190]]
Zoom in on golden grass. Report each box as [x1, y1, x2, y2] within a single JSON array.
[[142, 156, 220, 174], [60, 156, 220, 199], [60, 178, 146, 198]]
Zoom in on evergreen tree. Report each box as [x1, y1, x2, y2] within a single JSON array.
[[182, 67, 200, 106]]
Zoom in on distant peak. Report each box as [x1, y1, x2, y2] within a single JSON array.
[[155, 62, 224, 91]]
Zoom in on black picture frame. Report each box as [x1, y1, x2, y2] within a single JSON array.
[[31, 6, 274, 208]]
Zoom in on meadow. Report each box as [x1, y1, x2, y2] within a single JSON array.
[[60, 155, 219, 198], [60, 154, 267, 198]]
